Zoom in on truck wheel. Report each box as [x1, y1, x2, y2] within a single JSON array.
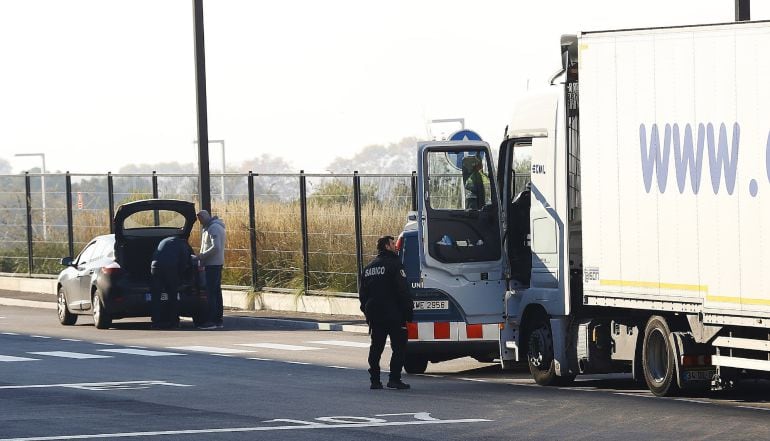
[[526, 317, 559, 385], [642, 316, 680, 397], [92, 290, 112, 330], [57, 287, 77, 326], [404, 355, 428, 374]]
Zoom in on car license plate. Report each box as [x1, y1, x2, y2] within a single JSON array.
[[160, 293, 168, 301], [413, 300, 449, 310], [683, 369, 715, 382]]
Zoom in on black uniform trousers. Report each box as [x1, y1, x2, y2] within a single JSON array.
[[150, 265, 180, 327], [368, 320, 408, 383]]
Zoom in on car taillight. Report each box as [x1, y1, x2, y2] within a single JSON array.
[[101, 262, 123, 275]]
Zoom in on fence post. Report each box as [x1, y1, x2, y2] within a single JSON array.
[[65, 172, 74, 258], [24, 172, 33, 275], [152, 171, 159, 226], [247, 171, 259, 290], [107, 172, 115, 233], [299, 171, 310, 294], [353, 171, 364, 292], [410, 171, 418, 211]]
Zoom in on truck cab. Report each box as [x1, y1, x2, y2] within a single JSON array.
[[401, 140, 508, 372]]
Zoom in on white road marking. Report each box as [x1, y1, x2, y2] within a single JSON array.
[[248, 357, 274, 361], [1, 332, 18, 335], [60, 338, 81, 342], [126, 345, 146, 349], [285, 361, 311, 365], [30, 335, 51, 339], [169, 346, 252, 354], [28, 351, 112, 359], [237, 343, 322, 351], [0, 355, 38, 362], [92, 342, 115, 346], [307, 340, 370, 348], [325, 365, 353, 370], [0, 414, 491, 440], [0, 380, 191, 391], [99, 349, 184, 357]]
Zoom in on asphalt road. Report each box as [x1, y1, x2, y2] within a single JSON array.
[[2, 306, 770, 440]]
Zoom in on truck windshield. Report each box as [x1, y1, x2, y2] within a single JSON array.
[[424, 148, 501, 263], [427, 150, 492, 211]]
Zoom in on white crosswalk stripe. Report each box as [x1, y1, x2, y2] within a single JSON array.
[[307, 340, 370, 348], [170, 346, 253, 354], [0, 355, 38, 362], [236, 343, 322, 351], [99, 349, 185, 357], [28, 351, 113, 359]]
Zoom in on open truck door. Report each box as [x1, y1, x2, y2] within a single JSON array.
[[417, 141, 506, 324]]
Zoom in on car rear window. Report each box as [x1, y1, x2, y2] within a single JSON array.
[[123, 210, 187, 229]]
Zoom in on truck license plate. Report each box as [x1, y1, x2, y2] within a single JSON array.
[[413, 300, 449, 310], [160, 293, 168, 301], [683, 369, 715, 382]]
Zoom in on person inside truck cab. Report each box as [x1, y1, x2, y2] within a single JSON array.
[[462, 156, 490, 210]]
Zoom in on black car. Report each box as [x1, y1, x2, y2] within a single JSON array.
[[57, 199, 208, 328]]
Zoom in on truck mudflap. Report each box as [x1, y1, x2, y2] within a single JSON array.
[[669, 332, 716, 390]]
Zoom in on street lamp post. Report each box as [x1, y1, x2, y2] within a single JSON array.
[[193, 139, 226, 203], [14, 153, 47, 240]]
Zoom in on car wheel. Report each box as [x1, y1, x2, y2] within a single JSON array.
[[92, 290, 112, 329], [57, 287, 77, 326], [404, 355, 428, 374]]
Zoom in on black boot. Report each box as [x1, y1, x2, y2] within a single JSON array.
[[386, 380, 410, 390]]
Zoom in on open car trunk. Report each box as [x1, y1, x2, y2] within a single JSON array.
[[112, 199, 197, 285]]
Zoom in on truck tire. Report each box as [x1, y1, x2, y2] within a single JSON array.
[[642, 316, 680, 397], [404, 355, 428, 374], [526, 317, 574, 386]]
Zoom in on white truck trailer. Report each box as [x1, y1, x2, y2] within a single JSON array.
[[415, 20, 770, 396]]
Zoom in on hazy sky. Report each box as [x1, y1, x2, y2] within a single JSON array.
[[1, 0, 768, 174]]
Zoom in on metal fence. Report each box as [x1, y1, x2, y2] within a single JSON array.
[[0, 171, 418, 294], [0, 170, 532, 293]]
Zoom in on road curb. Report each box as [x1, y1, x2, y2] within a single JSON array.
[[224, 315, 369, 334], [0, 298, 56, 310], [0, 296, 369, 334]]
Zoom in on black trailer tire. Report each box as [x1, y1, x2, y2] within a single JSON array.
[[404, 355, 429, 374], [92, 290, 112, 330], [57, 287, 77, 326], [642, 316, 680, 397]]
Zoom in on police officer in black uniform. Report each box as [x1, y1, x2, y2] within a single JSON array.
[[359, 235, 414, 390]]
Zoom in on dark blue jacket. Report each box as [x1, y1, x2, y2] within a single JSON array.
[[359, 250, 413, 323], [151, 236, 193, 276]]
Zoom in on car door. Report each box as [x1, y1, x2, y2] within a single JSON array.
[[73, 241, 98, 310], [417, 141, 506, 324]]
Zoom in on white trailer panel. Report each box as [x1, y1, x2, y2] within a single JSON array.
[[579, 22, 770, 320]]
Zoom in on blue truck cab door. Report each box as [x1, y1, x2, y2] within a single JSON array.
[[416, 141, 506, 324]]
